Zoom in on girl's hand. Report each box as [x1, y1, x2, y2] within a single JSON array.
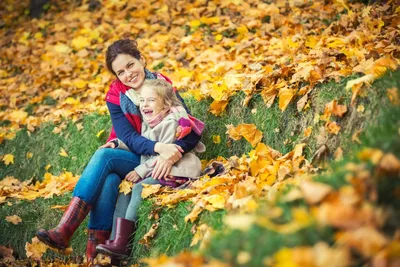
[[152, 156, 173, 179], [126, 170, 141, 182], [154, 143, 183, 164], [99, 140, 117, 149]]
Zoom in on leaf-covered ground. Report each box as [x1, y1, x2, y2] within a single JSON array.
[[0, 0, 399, 266]]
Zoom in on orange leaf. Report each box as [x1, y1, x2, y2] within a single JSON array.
[[326, 122, 341, 135], [278, 88, 296, 111]]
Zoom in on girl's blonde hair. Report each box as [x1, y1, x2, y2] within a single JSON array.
[[141, 80, 182, 108]]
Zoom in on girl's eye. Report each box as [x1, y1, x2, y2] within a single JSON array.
[[128, 63, 134, 68], [117, 71, 124, 76]]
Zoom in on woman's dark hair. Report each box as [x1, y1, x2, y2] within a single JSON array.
[[105, 39, 141, 76]]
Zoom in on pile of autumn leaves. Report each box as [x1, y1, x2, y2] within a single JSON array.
[[0, 0, 399, 140]]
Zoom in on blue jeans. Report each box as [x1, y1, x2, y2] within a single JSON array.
[[72, 148, 140, 230]]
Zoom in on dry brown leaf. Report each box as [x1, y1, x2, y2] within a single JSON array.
[[5, 215, 22, 225], [139, 223, 159, 247], [300, 181, 332, 204]]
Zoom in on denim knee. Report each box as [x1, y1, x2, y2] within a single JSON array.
[[88, 173, 121, 230]]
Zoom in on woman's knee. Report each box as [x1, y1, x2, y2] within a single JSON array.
[[104, 173, 121, 189], [92, 148, 113, 163]]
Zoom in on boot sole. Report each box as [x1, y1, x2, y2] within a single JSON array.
[[36, 231, 67, 250], [96, 246, 129, 260]]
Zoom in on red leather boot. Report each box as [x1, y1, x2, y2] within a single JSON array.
[[86, 229, 111, 266], [36, 197, 91, 250], [96, 218, 135, 259]]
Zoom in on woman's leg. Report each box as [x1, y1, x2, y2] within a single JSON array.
[[73, 148, 141, 205], [37, 148, 140, 250], [86, 173, 121, 265], [88, 173, 121, 231]]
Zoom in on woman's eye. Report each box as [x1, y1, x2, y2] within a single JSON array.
[[117, 71, 124, 76], [128, 63, 134, 68]]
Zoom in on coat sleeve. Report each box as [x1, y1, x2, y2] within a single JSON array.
[[107, 102, 157, 155], [134, 119, 178, 178]]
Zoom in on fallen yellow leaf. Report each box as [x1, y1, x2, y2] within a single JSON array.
[[59, 148, 69, 157], [2, 154, 14, 165]]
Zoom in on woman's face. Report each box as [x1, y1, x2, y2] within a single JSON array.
[[139, 86, 166, 122], [112, 54, 146, 90]]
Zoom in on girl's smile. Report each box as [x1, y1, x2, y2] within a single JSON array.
[[139, 86, 166, 122]]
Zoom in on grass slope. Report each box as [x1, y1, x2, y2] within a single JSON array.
[[0, 70, 399, 263]]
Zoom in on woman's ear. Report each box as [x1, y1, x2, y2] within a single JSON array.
[[140, 55, 146, 67]]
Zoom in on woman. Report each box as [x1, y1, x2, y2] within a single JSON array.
[[36, 39, 201, 266]]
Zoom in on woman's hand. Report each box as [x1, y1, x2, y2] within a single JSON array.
[[126, 170, 141, 182], [151, 156, 173, 179], [99, 140, 117, 149], [154, 143, 183, 164]]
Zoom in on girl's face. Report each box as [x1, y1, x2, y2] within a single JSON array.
[[139, 86, 166, 122], [112, 54, 146, 90]]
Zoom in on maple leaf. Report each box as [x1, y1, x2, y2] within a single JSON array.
[[96, 129, 105, 138], [212, 135, 221, 144], [2, 154, 14, 165], [141, 184, 162, 199], [224, 214, 256, 231], [226, 124, 263, 147], [326, 122, 341, 135], [185, 200, 205, 223], [278, 88, 296, 112], [139, 223, 159, 247], [25, 237, 48, 261], [0, 245, 15, 264], [5, 215, 22, 225], [304, 126, 312, 137], [59, 148, 69, 157], [300, 180, 332, 204], [119, 180, 133, 195], [190, 224, 212, 249], [386, 87, 399, 105]]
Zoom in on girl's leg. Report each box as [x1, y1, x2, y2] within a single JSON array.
[[37, 148, 140, 250], [96, 178, 161, 259], [110, 192, 132, 240], [86, 173, 120, 265], [125, 177, 161, 222]]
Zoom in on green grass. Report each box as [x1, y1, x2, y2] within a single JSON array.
[[0, 113, 111, 182], [0, 70, 399, 263]]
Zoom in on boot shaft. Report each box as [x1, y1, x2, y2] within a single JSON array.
[[86, 229, 111, 264]]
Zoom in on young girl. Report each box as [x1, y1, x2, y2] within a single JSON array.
[[96, 79, 204, 259]]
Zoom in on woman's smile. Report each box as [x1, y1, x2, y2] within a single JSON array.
[[112, 54, 146, 89]]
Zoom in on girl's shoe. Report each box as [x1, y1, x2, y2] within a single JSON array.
[[96, 218, 135, 259]]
